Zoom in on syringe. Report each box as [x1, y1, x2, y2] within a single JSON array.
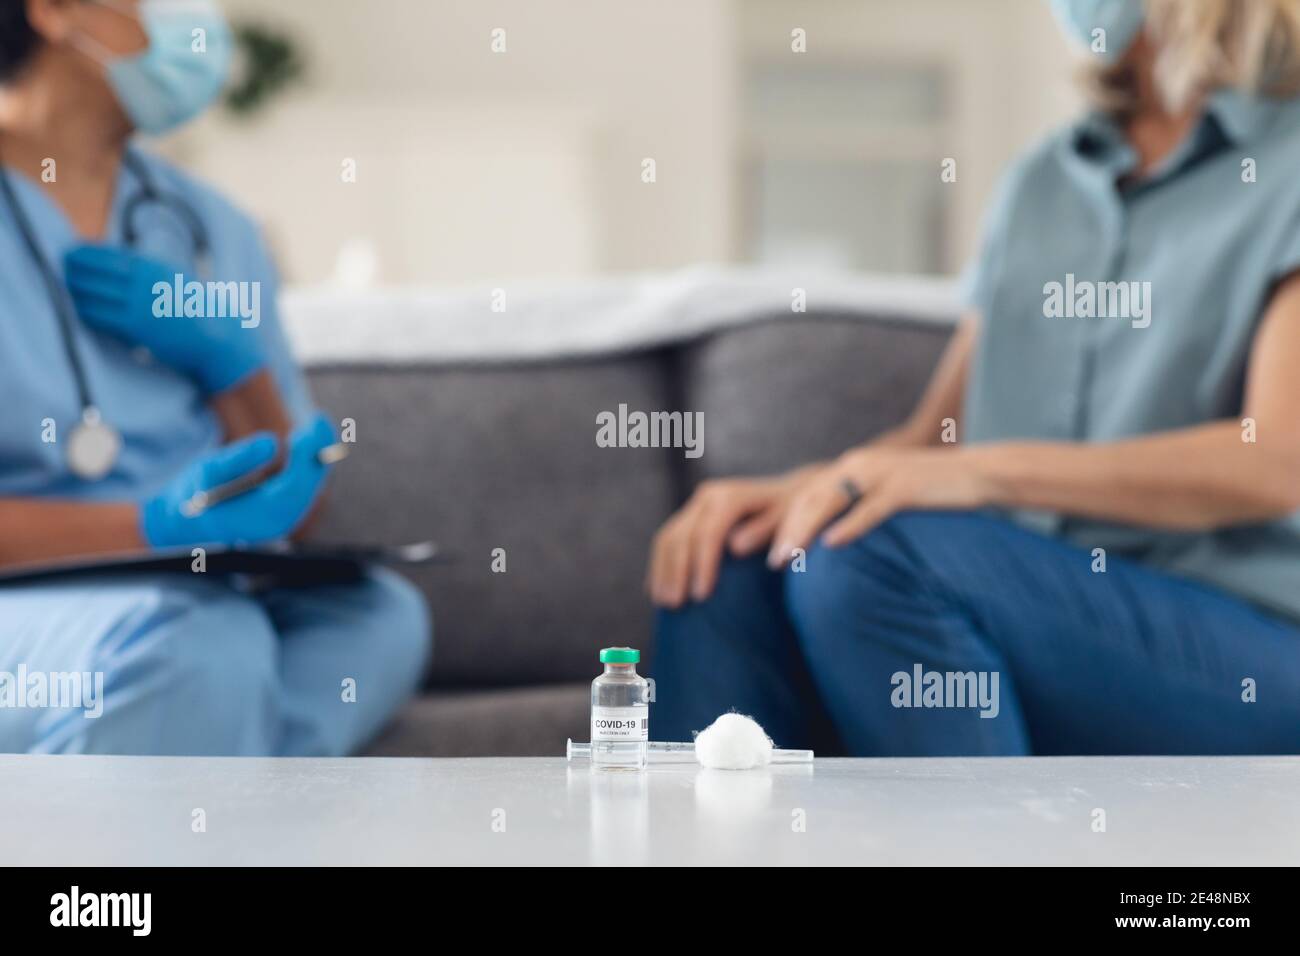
[[566, 738, 813, 763]]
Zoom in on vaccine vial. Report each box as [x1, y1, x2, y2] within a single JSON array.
[[591, 647, 649, 770]]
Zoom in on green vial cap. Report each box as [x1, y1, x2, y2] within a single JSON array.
[[599, 647, 640, 664]]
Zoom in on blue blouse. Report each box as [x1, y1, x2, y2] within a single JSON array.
[[962, 89, 1300, 623]]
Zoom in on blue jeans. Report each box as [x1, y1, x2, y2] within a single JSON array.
[[652, 511, 1300, 755]]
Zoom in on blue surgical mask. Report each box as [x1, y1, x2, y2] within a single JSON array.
[[1049, 0, 1145, 63], [75, 0, 232, 134]]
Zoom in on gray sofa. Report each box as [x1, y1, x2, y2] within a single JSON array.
[[304, 309, 954, 755]]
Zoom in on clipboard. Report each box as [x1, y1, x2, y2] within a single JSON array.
[[0, 541, 447, 590]]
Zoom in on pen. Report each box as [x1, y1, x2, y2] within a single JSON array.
[[180, 443, 350, 518]]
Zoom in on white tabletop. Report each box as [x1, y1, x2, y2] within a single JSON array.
[[2, 754, 1296, 865]]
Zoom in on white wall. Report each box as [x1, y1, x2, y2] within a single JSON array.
[[163, 0, 736, 285], [740, 0, 1078, 269], [158, 0, 1079, 286]]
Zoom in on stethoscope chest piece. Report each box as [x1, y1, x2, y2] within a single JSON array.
[[67, 407, 122, 481]]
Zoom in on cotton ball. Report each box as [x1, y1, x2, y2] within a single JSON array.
[[694, 712, 774, 770]]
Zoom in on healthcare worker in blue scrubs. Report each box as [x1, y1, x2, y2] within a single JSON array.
[[649, 0, 1300, 755], [0, 0, 430, 754]]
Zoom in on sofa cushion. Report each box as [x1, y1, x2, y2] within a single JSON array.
[[679, 312, 952, 481], [363, 683, 588, 757], [306, 355, 678, 687]]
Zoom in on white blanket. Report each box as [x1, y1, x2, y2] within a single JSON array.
[[281, 265, 961, 366]]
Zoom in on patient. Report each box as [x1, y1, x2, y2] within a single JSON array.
[[648, 0, 1300, 755]]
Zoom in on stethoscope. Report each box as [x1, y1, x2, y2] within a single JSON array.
[[0, 145, 212, 481]]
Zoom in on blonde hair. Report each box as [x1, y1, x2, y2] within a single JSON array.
[[1083, 0, 1300, 114]]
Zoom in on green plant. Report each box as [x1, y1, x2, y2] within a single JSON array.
[[224, 21, 306, 118]]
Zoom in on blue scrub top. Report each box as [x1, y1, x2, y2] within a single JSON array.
[[961, 89, 1300, 623], [0, 145, 312, 503]]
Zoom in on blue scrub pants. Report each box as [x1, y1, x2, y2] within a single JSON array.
[[0, 567, 429, 756], [652, 511, 1300, 755]]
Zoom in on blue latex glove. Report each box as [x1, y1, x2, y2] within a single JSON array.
[[64, 243, 265, 394], [141, 414, 336, 549]]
